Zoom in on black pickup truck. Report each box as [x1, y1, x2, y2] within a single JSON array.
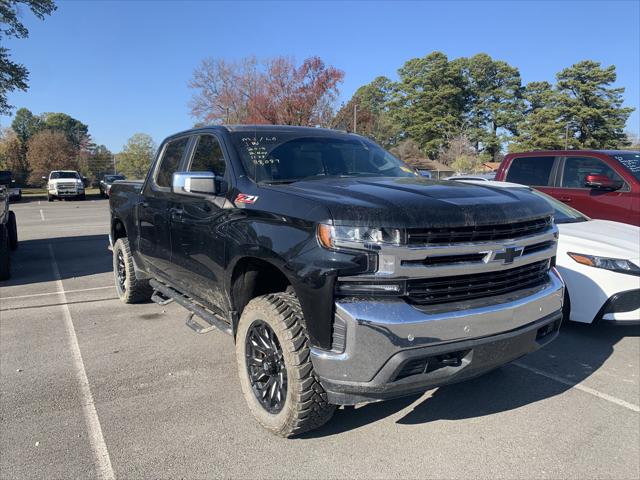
[[110, 125, 564, 437]]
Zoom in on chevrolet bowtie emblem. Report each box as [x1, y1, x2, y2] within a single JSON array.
[[493, 246, 524, 264]]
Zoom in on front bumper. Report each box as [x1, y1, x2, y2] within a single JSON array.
[[311, 273, 564, 405]]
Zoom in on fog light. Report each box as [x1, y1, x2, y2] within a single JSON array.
[[336, 281, 404, 296]]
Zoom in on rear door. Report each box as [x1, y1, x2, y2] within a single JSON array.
[[554, 155, 631, 221], [170, 133, 232, 308], [137, 136, 191, 275], [503, 155, 558, 194]]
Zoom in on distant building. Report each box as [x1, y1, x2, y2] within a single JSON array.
[[479, 162, 501, 173], [405, 158, 455, 179]]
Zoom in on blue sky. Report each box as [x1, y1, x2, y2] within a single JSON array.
[[2, 0, 639, 151]]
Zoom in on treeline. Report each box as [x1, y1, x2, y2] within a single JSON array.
[[331, 52, 635, 169], [189, 52, 635, 172], [0, 108, 156, 185]]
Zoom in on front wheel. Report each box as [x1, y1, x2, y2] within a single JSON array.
[[113, 237, 152, 303], [236, 292, 335, 437], [47, 195, 54, 202]]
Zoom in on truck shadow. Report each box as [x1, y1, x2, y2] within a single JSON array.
[[304, 322, 638, 438], [1, 234, 112, 287]]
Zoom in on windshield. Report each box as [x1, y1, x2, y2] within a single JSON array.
[[105, 175, 125, 182], [51, 172, 80, 179], [229, 132, 417, 183], [529, 189, 588, 224], [610, 152, 640, 181]]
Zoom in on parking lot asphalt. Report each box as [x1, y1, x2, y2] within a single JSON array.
[[1, 197, 639, 479]]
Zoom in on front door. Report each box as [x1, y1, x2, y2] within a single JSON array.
[[138, 136, 190, 276], [170, 133, 231, 309], [554, 156, 632, 222]]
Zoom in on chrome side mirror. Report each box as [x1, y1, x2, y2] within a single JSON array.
[[172, 171, 219, 197]]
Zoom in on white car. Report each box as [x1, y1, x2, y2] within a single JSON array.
[[44, 170, 86, 201], [459, 180, 640, 325]]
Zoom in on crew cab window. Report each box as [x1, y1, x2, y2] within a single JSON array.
[[561, 156, 624, 188], [189, 135, 226, 176], [156, 137, 189, 188], [505, 156, 555, 186]]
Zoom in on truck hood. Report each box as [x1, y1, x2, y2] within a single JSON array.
[[272, 177, 553, 228], [558, 220, 640, 262]]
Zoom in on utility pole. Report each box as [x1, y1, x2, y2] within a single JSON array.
[[353, 103, 357, 134]]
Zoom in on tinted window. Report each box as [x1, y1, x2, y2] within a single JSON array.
[[156, 138, 189, 188], [561, 157, 624, 188], [189, 135, 226, 176], [229, 132, 416, 183], [505, 156, 555, 186], [610, 152, 640, 181]]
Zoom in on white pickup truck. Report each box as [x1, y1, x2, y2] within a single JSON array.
[[45, 170, 86, 201]]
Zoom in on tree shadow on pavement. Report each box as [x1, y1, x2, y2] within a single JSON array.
[[304, 321, 638, 437]]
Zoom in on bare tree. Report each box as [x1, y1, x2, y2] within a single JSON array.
[[189, 55, 344, 127]]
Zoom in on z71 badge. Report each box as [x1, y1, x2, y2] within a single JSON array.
[[235, 193, 259, 205]]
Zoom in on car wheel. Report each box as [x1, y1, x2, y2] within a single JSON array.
[[236, 292, 335, 437], [113, 237, 152, 303], [7, 211, 17, 251], [0, 226, 10, 281], [47, 195, 54, 202], [78, 193, 86, 200]]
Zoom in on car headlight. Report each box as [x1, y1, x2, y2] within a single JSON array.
[[317, 224, 401, 250], [568, 252, 640, 276]]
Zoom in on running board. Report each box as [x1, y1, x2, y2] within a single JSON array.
[[151, 290, 174, 306], [149, 279, 232, 335]]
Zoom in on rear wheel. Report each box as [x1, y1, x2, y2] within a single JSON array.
[[0, 226, 10, 281], [236, 292, 335, 437], [113, 237, 152, 303], [7, 211, 17, 250]]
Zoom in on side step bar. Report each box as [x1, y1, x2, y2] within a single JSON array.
[[149, 279, 232, 335]]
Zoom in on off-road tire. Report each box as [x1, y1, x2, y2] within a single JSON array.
[[113, 237, 152, 303], [0, 226, 10, 281], [7, 211, 17, 250], [236, 292, 335, 437]]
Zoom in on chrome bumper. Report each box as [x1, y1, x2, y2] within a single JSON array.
[[311, 272, 564, 403]]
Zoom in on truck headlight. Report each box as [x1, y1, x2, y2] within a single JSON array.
[[317, 224, 401, 250], [568, 252, 640, 276]]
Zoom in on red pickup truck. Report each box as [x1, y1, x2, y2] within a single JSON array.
[[495, 150, 640, 226]]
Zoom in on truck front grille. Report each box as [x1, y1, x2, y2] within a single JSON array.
[[406, 259, 550, 305], [406, 216, 552, 245], [56, 182, 77, 190]]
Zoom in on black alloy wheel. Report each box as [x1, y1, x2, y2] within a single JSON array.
[[245, 320, 287, 414]]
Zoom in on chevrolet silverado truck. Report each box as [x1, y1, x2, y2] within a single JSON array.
[[109, 126, 564, 437], [44, 170, 86, 201]]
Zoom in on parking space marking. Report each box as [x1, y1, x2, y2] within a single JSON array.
[[48, 244, 115, 480], [513, 361, 640, 413], [39, 209, 45, 221], [0, 285, 114, 301]]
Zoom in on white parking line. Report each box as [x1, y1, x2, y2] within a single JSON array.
[[513, 361, 640, 413], [39, 209, 45, 221], [0, 285, 114, 300], [48, 244, 115, 480]]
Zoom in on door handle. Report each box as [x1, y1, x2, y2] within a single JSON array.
[[559, 197, 572, 202], [170, 207, 184, 216], [140, 201, 149, 208]]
